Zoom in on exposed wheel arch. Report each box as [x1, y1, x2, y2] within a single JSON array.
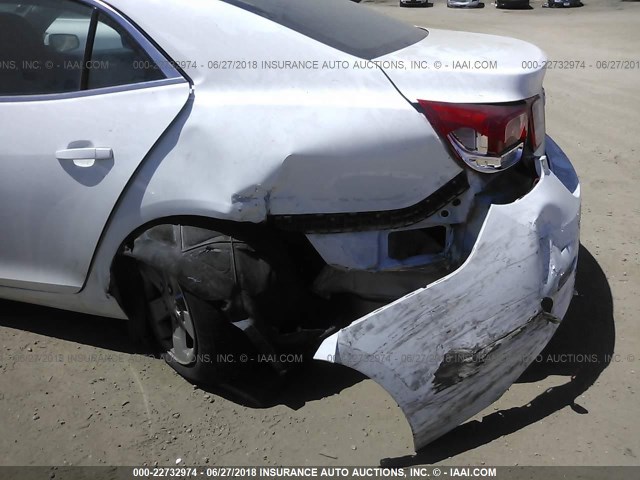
[[109, 215, 275, 347], [109, 215, 324, 321], [109, 216, 332, 389]]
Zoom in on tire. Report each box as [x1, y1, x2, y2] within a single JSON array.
[[138, 262, 259, 387]]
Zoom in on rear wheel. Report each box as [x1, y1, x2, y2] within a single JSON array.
[[138, 263, 255, 386]]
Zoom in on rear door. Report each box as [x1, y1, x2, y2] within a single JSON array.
[[0, 0, 190, 292]]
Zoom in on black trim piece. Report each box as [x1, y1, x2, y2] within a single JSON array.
[[80, 8, 99, 91], [269, 172, 469, 234]]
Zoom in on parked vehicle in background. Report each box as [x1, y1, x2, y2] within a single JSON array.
[[496, 0, 531, 8], [400, 0, 430, 7], [543, 0, 583, 7], [448, 0, 483, 8]]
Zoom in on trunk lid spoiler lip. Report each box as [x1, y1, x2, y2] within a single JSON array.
[[374, 28, 548, 104]]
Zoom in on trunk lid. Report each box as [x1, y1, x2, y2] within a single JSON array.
[[375, 29, 547, 104]]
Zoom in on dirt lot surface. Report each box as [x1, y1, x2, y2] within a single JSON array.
[[1, 0, 639, 468]]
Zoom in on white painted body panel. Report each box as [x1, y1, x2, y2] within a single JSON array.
[[376, 29, 546, 103], [0, 82, 190, 292], [0, 0, 456, 302], [315, 137, 581, 449], [0, 0, 550, 310], [100, 0, 462, 217]]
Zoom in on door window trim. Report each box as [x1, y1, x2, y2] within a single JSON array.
[[0, 0, 187, 102]]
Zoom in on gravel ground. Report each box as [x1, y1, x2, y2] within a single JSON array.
[[1, 0, 639, 468]]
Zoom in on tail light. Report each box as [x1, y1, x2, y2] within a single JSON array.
[[530, 95, 546, 152], [418, 97, 542, 173]]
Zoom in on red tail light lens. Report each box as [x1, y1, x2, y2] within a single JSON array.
[[418, 99, 531, 173]]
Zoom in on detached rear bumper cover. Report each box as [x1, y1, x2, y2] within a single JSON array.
[[314, 136, 581, 450]]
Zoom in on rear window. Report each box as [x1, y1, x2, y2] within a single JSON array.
[[221, 0, 428, 60]]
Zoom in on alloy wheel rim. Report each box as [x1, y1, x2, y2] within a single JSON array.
[[146, 271, 197, 365]]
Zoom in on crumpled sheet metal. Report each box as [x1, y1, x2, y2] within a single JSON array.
[[315, 149, 581, 450]]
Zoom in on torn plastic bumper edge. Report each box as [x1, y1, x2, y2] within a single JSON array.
[[314, 136, 581, 450]]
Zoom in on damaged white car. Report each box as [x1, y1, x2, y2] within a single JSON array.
[[0, 0, 580, 450]]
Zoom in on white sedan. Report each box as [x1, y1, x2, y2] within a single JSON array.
[[0, 0, 580, 450]]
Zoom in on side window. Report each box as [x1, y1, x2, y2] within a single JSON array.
[[0, 0, 167, 97], [86, 13, 165, 90], [0, 0, 93, 95]]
